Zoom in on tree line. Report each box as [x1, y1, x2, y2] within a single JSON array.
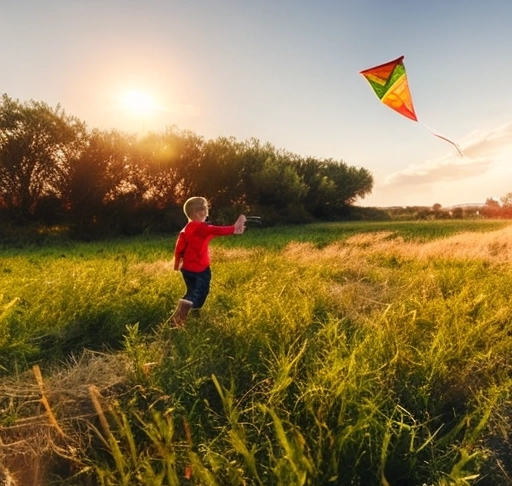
[[0, 94, 374, 237]]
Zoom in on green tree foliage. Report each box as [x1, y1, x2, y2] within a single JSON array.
[[296, 157, 373, 218], [0, 94, 87, 221], [187, 136, 245, 210], [67, 129, 134, 234], [138, 127, 205, 204], [246, 151, 308, 222], [0, 95, 376, 232]]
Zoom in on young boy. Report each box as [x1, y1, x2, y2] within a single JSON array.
[[171, 197, 246, 326]]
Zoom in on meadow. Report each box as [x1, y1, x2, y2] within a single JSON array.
[[1, 219, 512, 485]]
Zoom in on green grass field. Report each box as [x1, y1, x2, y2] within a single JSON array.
[[1, 219, 512, 485]]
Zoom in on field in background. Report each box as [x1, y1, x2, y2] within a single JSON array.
[[1, 219, 512, 485]]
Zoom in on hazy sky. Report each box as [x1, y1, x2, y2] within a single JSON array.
[[3, 0, 512, 207]]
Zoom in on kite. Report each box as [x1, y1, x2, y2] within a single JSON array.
[[360, 55, 463, 156]]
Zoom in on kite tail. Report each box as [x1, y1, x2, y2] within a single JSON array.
[[420, 123, 464, 157]]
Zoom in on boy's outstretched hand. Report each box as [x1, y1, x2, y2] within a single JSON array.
[[233, 215, 247, 234]]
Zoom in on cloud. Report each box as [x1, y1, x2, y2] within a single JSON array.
[[382, 122, 512, 188], [383, 155, 492, 187], [462, 122, 512, 159], [359, 122, 512, 207]]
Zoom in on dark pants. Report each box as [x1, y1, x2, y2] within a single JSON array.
[[181, 267, 212, 309]]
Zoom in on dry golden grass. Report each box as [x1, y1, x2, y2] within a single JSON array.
[[406, 226, 512, 262], [130, 248, 260, 275], [211, 246, 262, 262], [276, 226, 512, 327], [281, 225, 512, 265], [131, 259, 173, 275], [0, 351, 130, 464]]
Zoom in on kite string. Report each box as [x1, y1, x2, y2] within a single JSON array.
[[420, 122, 464, 157]]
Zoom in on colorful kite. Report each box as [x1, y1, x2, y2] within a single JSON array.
[[360, 55, 463, 156]]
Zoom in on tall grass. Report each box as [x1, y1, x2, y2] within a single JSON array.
[[1, 220, 512, 484], [0, 235, 180, 368]]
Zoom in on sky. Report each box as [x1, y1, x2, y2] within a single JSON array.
[[2, 0, 512, 208]]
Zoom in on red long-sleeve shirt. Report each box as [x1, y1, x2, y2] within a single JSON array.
[[174, 221, 235, 272]]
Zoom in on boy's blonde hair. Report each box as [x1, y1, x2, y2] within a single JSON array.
[[183, 197, 208, 220]]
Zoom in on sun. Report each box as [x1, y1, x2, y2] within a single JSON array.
[[119, 89, 159, 117]]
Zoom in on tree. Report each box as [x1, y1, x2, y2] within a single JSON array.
[[150, 127, 205, 203], [66, 129, 131, 232], [296, 158, 373, 218], [500, 192, 512, 207], [187, 136, 244, 210], [0, 93, 379, 230], [0, 94, 87, 220], [249, 156, 308, 218], [134, 130, 191, 209]]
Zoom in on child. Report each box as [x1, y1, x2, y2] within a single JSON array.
[[171, 196, 246, 326]]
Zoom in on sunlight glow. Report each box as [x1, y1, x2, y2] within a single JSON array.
[[119, 90, 159, 117]]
